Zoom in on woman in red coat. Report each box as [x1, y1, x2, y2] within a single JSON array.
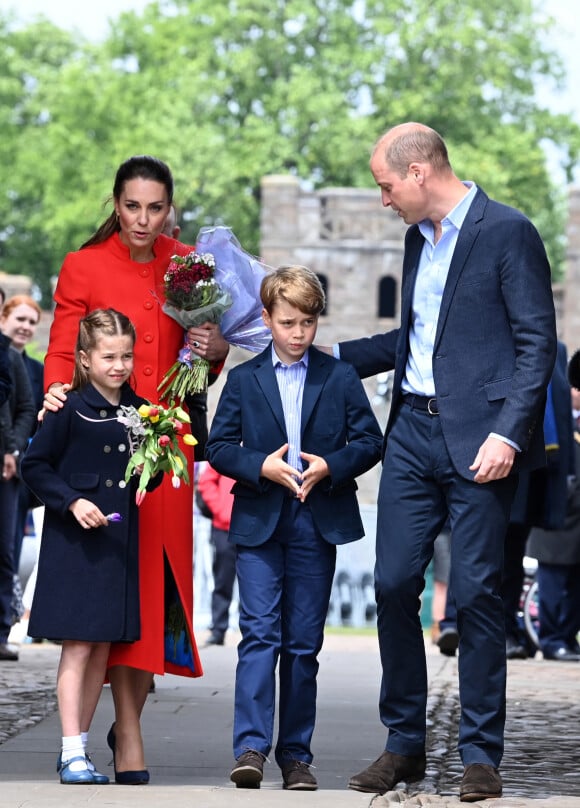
[[44, 156, 228, 782]]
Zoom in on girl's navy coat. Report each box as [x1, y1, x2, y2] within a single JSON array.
[[21, 383, 160, 643]]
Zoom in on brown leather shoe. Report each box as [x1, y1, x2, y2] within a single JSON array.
[[460, 763, 502, 802], [348, 750, 426, 793]]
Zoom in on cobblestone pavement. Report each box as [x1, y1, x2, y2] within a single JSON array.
[[1, 637, 580, 807], [0, 643, 57, 745], [422, 656, 580, 801]]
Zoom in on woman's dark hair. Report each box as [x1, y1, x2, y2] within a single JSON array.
[[81, 156, 174, 249], [71, 308, 136, 390]]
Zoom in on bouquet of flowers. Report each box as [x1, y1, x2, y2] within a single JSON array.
[[158, 226, 271, 400], [117, 402, 197, 504], [157, 251, 232, 400]]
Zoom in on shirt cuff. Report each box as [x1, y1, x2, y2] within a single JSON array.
[[489, 432, 521, 453], [332, 344, 341, 360]]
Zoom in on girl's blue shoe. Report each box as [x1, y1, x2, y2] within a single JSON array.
[[58, 754, 110, 785], [86, 754, 110, 784], [59, 755, 96, 784]]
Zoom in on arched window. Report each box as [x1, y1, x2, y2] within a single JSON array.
[[378, 276, 396, 318]]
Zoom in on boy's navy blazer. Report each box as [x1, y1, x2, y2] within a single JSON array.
[[339, 187, 557, 480], [206, 344, 383, 547]]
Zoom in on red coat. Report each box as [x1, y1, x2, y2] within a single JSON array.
[[44, 232, 202, 678], [197, 463, 234, 532]]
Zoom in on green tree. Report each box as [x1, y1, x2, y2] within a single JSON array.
[[0, 0, 578, 300], [0, 15, 82, 300]]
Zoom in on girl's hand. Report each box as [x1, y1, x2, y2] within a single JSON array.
[[69, 498, 108, 530]]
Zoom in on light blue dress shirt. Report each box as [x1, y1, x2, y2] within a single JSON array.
[[401, 181, 477, 397], [272, 346, 308, 474]]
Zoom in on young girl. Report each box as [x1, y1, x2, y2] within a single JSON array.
[[21, 309, 161, 785]]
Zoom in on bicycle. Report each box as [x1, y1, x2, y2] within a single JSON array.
[[518, 555, 540, 652]]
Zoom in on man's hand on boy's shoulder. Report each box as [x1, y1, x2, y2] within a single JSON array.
[[260, 443, 302, 497]]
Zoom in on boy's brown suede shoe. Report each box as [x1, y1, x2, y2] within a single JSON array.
[[348, 750, 426, 793], [460, 763, 502, 802], [230, 750, 265, 788]]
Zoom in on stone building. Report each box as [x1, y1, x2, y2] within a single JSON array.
[[561, 187, 580, 350]]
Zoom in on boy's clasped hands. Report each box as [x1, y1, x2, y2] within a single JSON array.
[[260, 443, 329, 502]]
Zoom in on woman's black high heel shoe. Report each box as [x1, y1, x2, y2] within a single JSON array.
[[107, 723, 150, 785]]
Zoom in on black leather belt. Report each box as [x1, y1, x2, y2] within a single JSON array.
[[402, 394, 439, 415]]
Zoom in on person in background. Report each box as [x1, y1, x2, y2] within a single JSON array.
[[526, 349, 580, 661], [437, 342, 574, 662], [22, 309, 162, 784], [0, 286, 11, 409], [197, 463, 237, 646], [42, 155, 229, 782], [207, 265, 382, 791], [335, 122, 556, 802], [0, 334, 35, 660], [429, 525, 451, 646], [1, 296, 44, 578]]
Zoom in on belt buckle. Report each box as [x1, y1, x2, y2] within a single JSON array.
[[427, 398, 438, 415]]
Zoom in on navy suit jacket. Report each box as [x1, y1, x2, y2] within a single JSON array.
[[206, 344, 383, 546], [340, 187, 557, 480]]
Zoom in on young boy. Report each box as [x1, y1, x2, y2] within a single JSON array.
[[206, 265, 382, 791]]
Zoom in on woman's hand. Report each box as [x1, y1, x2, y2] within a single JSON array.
[[187, 322, 229, 363], [41, 383, 70, 419]]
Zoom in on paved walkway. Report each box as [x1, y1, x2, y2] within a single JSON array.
[[1, 631, 580, 807]]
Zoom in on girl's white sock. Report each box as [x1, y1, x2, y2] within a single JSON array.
[[61, 735, 88, 771], [80, 731, 97, 772]]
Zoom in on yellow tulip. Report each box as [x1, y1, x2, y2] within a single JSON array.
[[183, 434, 198, 446], [138, 404, 151, 417], [174, 406, 191, 423]]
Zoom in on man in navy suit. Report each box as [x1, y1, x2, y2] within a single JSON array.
[[207, 266, 382, 791], [338, 123, 557, 802]]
